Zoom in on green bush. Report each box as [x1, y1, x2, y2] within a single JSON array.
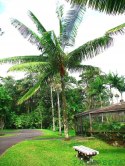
[[11, 111, 42, 129]]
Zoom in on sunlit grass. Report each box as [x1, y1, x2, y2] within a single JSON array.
[[37, 129, 75, 139]]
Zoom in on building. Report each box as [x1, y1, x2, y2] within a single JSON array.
[[75, 102, 125, 136]]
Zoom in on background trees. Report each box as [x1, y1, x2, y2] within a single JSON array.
[[0, 85, 11, 129], [0, 69, 125, 131]]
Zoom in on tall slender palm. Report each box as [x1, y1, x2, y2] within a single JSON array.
[[50, 83, 56, 131], [66, 0, 125, 14], [0, 4, 125, 138], [53, 82, 62, 135]]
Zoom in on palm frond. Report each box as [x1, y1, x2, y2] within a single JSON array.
[[8, 62, 49, 73], [40, 31, 64, 58], [56, 4, 64, 20], [56, 4, 64, 38], [70, 64, 86, 73], [106, 23, 125, 36], [11, 19, 63, 60], [68, 35, 113, 63], [68, 64, 100, 73], [81, 65, 100, 71], [61, 4, 85, 47], [11, 19, 43, 50], [0, 55, 48, 64], [28, 11, 46, 35], [66, 0, 125, 14], [18, 81, 40, 104]]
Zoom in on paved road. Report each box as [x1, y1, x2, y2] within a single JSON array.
[[0, 129, 42, 155]]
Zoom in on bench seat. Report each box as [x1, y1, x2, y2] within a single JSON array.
[[73, 145, 99, 162]]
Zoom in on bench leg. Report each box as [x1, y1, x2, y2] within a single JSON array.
[[76, 151, 84, 160], [84, 155, 93, 163], [76, 152, 93, 163]]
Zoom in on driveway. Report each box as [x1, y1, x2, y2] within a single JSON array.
[[0, 129, 42, 155]]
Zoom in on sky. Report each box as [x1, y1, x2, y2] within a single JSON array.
[[0, 0, 125, 81]]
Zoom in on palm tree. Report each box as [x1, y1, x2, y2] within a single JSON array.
[[50, 82, 56, 131], [0, 4, 125, 138], [106, 72, 123, 103], [66, 0, 125, 14], [53, 83, 62, 135]]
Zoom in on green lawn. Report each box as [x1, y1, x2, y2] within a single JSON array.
[[0, 129, 125, 166], [0, 129, 20, 137], [37, 129, 75, 139]]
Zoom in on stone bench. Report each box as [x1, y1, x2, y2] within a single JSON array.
[[73, 145, 99, 163]]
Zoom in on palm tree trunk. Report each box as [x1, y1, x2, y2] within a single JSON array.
[[61, 75, 69, 139], [57, 91, 62, 135], [50, 85, 55, 131]]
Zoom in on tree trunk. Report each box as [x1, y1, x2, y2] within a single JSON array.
[[61, 76, 69, 139], [39, 110, 43, 129], [0, 117, 4, 130], [57, 91, 62, 135], [50, 85, 55, 131]]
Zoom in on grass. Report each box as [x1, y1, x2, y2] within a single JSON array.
[[37, 129, 75, 139], [0, 129, 20, 133], [0, 129, 20, 137], [0, 134, 17, 137], [0, 129, 125, 166]]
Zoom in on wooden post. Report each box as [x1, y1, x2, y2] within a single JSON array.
[[101, 113, 104, 123], [89, 113, 92, 135]]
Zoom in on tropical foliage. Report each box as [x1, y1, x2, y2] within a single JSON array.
[[0, 3, 125, 138]]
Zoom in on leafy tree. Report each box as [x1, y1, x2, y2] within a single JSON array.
[[0, 4, 125, 138], [116, 76, 125, 101], [0, 86, 12, 129], [79, 66, 105, 109], [88, 75, 108, 108], [106, 72, 123, 102]]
